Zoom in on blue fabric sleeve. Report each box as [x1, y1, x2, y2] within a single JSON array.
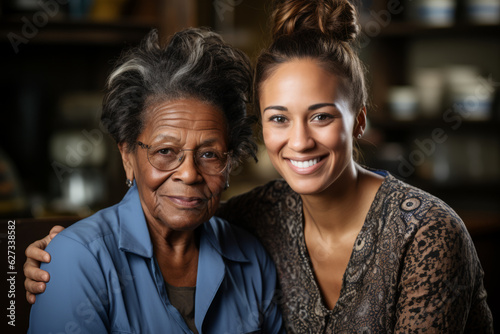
[[28, 234, 110, 333]]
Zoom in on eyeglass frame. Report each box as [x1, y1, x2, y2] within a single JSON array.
[[136, 141, 232, 175]]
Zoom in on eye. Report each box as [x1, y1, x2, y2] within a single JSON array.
[[155, 147, 177, 156], [198, 149, 221, 160], [269, 115, 288, 124], [201, 151, 216, 159], [311, 113, 334, 122]]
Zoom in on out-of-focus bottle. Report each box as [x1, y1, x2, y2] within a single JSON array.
[[388, 86, 419, 121], [412, 0, 457, 26], [465, 0, 500, 24]]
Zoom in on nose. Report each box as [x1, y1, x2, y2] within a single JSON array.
[[288, 121, 315, 152], [172, 151, 204, 184]]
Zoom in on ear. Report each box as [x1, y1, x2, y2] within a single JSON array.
[[223, 169, 231, 191], [118, 142, 135, 182], [354, 106, 367, 138]]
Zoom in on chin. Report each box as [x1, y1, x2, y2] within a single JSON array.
[[157, 209, 212, 231], [285, 179, 324, 196], [159, 217, 206, 231]]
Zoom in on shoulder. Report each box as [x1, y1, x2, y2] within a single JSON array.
[[382, 173, 464, 231], [39, 214, 114, 295], [373, 173, 476, 264], [379, 174, 479, 267], [44, 203, 124, 267], [55, 204, 120, 248]]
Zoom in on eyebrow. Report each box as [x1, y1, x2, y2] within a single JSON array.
[[153, 134, 181, 144], [152, 135, 222, 148], [263, 103, 338, 113]]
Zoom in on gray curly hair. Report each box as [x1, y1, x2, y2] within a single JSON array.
[[101, 28, 257, 170]]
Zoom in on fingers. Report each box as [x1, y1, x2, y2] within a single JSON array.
[[49, 225, 65, 239], [25, 239, 51, 263], [23, 257, 50, 282], [24, 256, 49, 304], [26, 290, 36, 305], [24, 225, 65, 263], [25, 277, 46, 304], [23, 225, 64, 305], [24, 276, 46, 295]]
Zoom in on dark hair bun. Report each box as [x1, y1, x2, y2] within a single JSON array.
[[271, 0, 360, 42]]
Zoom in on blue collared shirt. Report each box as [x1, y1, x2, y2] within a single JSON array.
[[28, 185, 284, 334]]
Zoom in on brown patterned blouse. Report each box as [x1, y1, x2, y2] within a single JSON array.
[[217, 171, 493, 333]]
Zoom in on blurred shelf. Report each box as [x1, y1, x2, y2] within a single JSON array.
[[0, 17, 155, 46], [413, 179, 500, 192], [369, 117, 500, 131], [377, 22, 500, 38]]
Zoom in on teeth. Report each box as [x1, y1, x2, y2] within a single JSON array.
[[290, 158, 319, 168]]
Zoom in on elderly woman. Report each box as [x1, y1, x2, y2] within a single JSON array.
[[27, 28, 284, 334]]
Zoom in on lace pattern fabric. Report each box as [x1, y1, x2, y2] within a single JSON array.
[[217, 172, 493, 333]]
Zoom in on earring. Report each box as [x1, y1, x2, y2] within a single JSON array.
[[126, 179, 133, 188], [224, 180, 230, 190], [357, 134, 362, 139]]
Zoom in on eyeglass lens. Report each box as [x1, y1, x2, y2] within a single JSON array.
[[146, 145, 227, 175]]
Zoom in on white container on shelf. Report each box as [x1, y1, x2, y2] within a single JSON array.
[[412, 68, 445, 118], [414, 0, 456, 26], [444, 66, 494, 121], [465, 0, 500, 24], [450, 83, 493, 120], [388, 86, 419, 121]]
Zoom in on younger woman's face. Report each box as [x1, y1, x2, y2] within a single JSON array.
[[259, 59, 358, 195]]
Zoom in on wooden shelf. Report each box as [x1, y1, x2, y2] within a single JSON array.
[[369, 117, 500, 131], [0, 17, 155, 45], [376, 22, 500, 38]]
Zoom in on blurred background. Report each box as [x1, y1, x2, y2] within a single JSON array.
[[0, 0, 499, 330]]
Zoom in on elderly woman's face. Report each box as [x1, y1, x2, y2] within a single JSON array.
[[121, 98, 228, 231]]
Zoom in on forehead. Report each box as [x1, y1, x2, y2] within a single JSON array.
[[142, 98, 228, 143], [261, 59, 343, 102]]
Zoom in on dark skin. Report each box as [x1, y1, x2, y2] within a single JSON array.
[[24, 226, 63, 302], [120, 98, 228, 287], [23, 97, 229, 300], [25, 61, 383, 311], [149, 230, 200, 287]]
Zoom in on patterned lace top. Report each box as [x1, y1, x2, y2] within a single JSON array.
[[217, 171, 493, 333]]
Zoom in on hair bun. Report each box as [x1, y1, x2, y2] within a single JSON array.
[[271, 0, 360, 42]]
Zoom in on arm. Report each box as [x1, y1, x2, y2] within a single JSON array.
[[28, 232, 110, 333], [24, 225, 65, 304], [394, 210, 493, 333]]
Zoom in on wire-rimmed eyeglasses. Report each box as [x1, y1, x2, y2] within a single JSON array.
[[137, 141, 231, 175]]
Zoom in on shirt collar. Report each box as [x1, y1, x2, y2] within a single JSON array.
[[117, 185, 154, 258], [117, 184, 249, 263], [202, 217, 249, 263]]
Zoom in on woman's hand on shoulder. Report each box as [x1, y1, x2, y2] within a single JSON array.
[[24, 225, 65, 304]]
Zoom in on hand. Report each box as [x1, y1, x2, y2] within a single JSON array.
[[24, 225, 65, 304]]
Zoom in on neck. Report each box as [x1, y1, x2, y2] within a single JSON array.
[[147, 217, 199, 253], [301, 163, 364, 239], [147, 219, 200, 287]]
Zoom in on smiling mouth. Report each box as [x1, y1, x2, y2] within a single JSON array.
[[289, 158, 321, 169], [167, 196, 207, 208]]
